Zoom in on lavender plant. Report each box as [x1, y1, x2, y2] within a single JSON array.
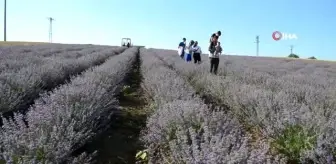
[[0, 47, 138, 163], [0, 45, 119, 73], [0, 47, 126, 113], [0, 44, 91, 62], [139, 49, 282, 164], [0, 44, 111, 56], [151, 49, 336, 163]]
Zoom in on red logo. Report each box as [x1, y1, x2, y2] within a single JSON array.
[[272, 31, 282, 41]]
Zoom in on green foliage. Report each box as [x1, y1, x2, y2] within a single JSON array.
[[271, 124, 317, 163], [0, 155, 23, 164], [191, 121, 202, 133], [12, 155, 20, 164], [122, 85, 132, 95], [308, 56, 317, 60], [288, 53, 300, 58], [0, 148, 47, 164], [36, 147, 47, 163], [167, 123, 178, 141], [135, 149, 148, 163]]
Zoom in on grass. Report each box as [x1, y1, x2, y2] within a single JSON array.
[[270, 124, 317, 163], [98, 90, 148, 164], [93, 51, 148, 164]]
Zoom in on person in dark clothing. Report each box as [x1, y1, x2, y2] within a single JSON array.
[[209, 36, 221, 75], [209, 35, 219, 54], [209, 31, 221, 52], [210, 57, 219, 74], [178, 38, 186, 59], [192, 41, 202, 64]]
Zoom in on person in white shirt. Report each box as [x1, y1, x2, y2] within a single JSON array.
[[192, 41, 202, 64], [185, 40, 194, 62], [178, 38, 187, 59]]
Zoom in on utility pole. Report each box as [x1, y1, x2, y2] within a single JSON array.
[[255, 35, 260, 56], [47, 17, 55, 43], [4, 0, 7, 41], [290, 45, 294, 54]]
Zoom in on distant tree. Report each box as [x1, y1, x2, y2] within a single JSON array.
[[308, 56, 317, 60], [288, 53, 299, 58]]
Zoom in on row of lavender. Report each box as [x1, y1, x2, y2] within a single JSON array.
[[0, 44, 114, 58], [0, 47, 138, 163], [139, 48, 285, 163], [0, 44, 102, 66], [0, 46, 126, 113], [0, 45, 109, 72], [151, 49, 336, 163]]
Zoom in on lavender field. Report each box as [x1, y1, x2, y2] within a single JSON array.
[[0, 44, 336, 164]]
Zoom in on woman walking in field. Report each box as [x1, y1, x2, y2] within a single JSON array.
[[209, 36, 221, 74]]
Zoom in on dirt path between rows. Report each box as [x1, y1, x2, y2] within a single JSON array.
[[74, 49, 148, 164]]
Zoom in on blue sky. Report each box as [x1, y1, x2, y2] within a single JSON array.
[[0, 0, 335, 60]]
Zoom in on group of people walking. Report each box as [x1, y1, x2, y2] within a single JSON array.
[[178, 39, 202, 64], [178, 31, 222, 74]]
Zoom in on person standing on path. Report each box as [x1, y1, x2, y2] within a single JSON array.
[[209, 36, 221, 74], [178, 38, 187, 59], [192, 41, 202, 64]]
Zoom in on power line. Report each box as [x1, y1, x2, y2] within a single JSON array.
[[4, 0, 7, 41], [47, 17, 55, 43], [255, 35, 260, 56]]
